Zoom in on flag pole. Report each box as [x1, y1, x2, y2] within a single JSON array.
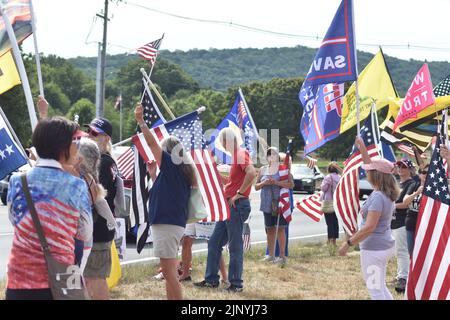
[[0, 107, 32, 167], [139, 63, 156, 104], [372, 102, 383, 158], [0, 3, 38, 130], [140, 68, 176, 120], [29, 0, 44, 98]]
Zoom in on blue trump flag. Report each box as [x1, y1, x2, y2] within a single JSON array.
[[303, 0, 357, 87], [208, 89, 258, 164], [299, 83, 345, 155], [299, 0, 357, 155], [0, 110, 27, 180]]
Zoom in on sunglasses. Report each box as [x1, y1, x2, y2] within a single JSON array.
[[419, 170, 428, 175], [87, 128, 99, 137]]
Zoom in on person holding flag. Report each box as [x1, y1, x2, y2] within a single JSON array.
[[134, 103, 197, 300], [255, 147, 294, 266], [339, 137, 399, 300]]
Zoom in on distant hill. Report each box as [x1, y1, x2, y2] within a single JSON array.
[[69, 45, 450, 96]]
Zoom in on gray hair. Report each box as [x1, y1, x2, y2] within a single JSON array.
[[78, 137, 101, 181], [161, 136, 197, 187]]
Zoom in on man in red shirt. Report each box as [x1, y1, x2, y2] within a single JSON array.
[[194, 128, 256, 292]]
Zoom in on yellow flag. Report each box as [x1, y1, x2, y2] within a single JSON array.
[[340, 50, 398, 133], [106, 241, 122, 289], [0, 51, 21, 95]]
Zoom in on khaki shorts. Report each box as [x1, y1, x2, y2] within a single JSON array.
[[151, 224, 185, 259], [83, 242, 112, 279]]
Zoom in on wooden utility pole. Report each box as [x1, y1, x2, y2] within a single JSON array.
[[96, 0, 109, 117]]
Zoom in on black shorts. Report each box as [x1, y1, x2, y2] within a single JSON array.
[[263, 212, 288, 228]]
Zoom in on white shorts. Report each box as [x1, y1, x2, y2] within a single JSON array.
[[184, 222, 216, 240], [151, 224, 185, 259]]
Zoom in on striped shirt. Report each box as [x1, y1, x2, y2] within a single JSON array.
[[6, 159, 92, 289]]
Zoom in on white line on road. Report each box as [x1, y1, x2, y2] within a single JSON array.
[[0, 233, 13, 237], [120, 231, 342, 266]]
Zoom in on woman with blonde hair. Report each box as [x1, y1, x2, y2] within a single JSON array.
[[135, 103, 196, 300], [339, 137, 400, 300]]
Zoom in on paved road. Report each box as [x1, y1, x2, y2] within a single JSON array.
[[0, 190, 331, 279]]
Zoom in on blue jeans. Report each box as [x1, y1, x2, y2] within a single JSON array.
[[205, 198, 251, 288], [406, 230, 415, 257]]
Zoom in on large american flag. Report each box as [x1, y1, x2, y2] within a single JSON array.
[[133, 111, 230, 223], [333, 112, 380, 235], [406, 133, 450, 300], [137, 35, 163, 65], [130, 84, 166, 253]]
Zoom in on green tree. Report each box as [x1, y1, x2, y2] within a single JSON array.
[[66, 98, 95, 126]]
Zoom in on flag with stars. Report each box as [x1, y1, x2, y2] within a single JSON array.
[[299, 83, 344, 155], [132, 110, 230, 252], [406, 132, 450, 300], [333, 112, 381, 235], [0, 110, 27, 180], [130, 83, 166, 253]]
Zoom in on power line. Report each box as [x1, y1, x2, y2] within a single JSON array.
[[121, 1, 450, 53]]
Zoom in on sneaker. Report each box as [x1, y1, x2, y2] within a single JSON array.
[[395, 278, 407, 293], [273, 256, 287, 267], [261, 255, 275, 262], [221, 279, 230, 287], [153, 272, 165, 280], [225, 284, 243, 293], [193, 280, 219, 288]]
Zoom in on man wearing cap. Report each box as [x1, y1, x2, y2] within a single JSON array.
[[391, 158, 417, 293], [83, 117, 117, 300]]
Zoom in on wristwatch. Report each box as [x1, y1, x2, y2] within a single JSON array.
[[237, 190, 244, 196], [138, 122, 147, 128], [347, 239, 353, 246]]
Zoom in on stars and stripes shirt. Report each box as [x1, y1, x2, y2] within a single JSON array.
[[6, 159, 92, 289]]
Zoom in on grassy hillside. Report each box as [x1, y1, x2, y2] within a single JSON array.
[[69, 45, 450, 96]]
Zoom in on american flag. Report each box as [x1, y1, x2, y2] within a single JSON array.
[[295, 192, 323, 222], [132, 111, 230, 224], [278, 139, 294, 222], [137, 36, 163, 65], [397, 143, 415, 157], [305, 155, 318, 169], [243, 222, 251, 251], [116, 147, 134, 180], [131, 84, 166, 253], [333, 112, 380, 235], [406, 133, 450, 300]]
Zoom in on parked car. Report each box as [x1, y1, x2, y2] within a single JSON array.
[[291, 164, 324, 194], [0, 173, 13, 205], [359, 177, 373, 199]]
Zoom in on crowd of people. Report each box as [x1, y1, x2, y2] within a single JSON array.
[[3, 97, 450, 301]]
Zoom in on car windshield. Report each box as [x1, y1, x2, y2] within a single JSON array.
[[292, 166, 314, 176]]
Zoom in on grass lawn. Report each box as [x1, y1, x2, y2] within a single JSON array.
[[0, 240, 404, 300], [110, 240, 403, 300]]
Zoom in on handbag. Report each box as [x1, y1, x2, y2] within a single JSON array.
[[113, 174, 127, 218], [187, 187, 208, 224], [321, 176, 336, 214], [21, 174, 90, 300]]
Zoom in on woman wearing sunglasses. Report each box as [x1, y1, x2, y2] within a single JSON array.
[[402, 164, 429, 257], [83, 117, 118, 300]]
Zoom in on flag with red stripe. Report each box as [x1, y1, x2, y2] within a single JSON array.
[[334, 112, 381, 235], [116, 146, 134, 180], [132, 111, 230, 223], [137, 35, 163, 65], [295, 192, 323, 222], [406, 133, 450, 300], [305, 155, 318, 169]]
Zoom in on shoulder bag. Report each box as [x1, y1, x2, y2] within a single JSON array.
[[21, 174, 90, 300], [321, 176, 336, 214], [187, 187, 208, 224]]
